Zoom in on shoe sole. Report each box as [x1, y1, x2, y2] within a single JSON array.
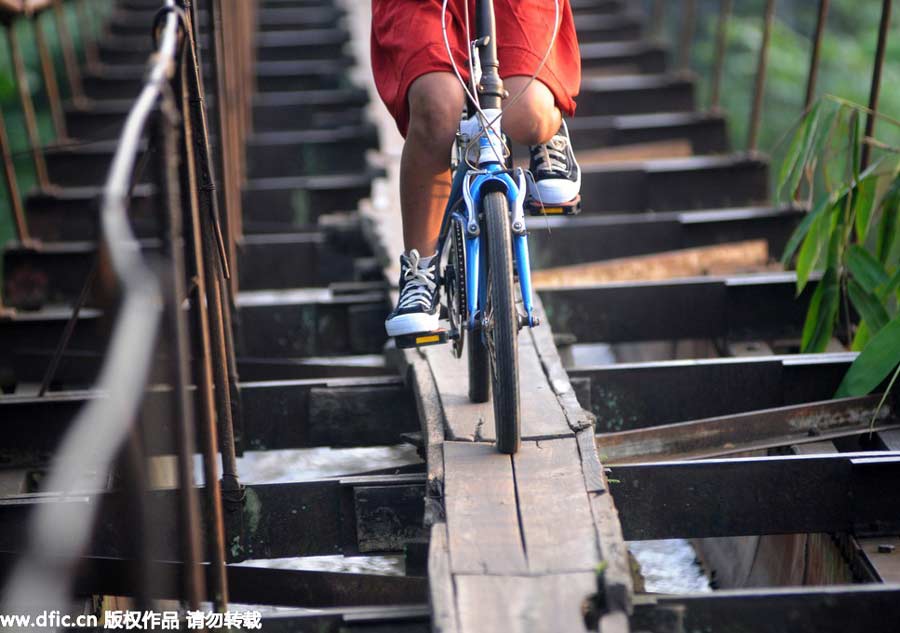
[[385, 311, 441, 337], [531, 172, 582, 205]]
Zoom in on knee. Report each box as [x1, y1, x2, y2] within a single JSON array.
[[407, 75, 465, 148], [503, 82, 560, 145]]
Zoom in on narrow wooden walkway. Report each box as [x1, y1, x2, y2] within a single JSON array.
[[418, 316, 631, 633], [345, 4, 633, 631]]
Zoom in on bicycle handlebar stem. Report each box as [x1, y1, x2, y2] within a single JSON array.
[[476, 0, 504, 110]]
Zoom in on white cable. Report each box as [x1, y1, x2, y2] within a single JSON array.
[[441, 0, 505, 166], [440, 0, 562, 168]]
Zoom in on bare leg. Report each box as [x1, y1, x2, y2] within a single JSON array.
[[400, 73, 466, 255], [501, 76, 561, 146], [400, 74, 560, 254]]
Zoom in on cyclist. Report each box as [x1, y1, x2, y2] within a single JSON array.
[[373, 0, 582, 337]]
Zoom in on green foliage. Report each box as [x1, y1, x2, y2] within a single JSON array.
[[779, 96, 900, 398], [686, 0, 900, 160]]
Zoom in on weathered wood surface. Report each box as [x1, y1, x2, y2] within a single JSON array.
[[427, 523, 460, 633], [513, 438, 599, 573], [423, 332, 571, 441], [455, 573, 596, 633], [443, 441, 527, 575]]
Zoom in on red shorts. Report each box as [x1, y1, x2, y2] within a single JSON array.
[[370, 0, 581, 137]]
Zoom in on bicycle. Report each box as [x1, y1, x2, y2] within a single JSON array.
[[396, 0, 576, 455]]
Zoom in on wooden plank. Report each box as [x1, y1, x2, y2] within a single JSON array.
[[424, 332, 571, 442], [423, 343, 491, 442], [529, 295, 595, 434], [403, 350, 446, 525], [577, 428, 633, 614], [532, 240, 770, 288], [455, 573, 595, 633], [428, 523, 460, 633], [442, 442, 527, 574], [512, 438, 598, 573]]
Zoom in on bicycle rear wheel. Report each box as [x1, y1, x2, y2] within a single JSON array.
[[483, 190, 520, 454]]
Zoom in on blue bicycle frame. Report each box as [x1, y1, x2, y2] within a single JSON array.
[[440, 117, 538, 338]]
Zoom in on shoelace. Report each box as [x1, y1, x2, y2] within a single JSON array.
[[531, 135, 570, 175], [398, 250, 437, 311]]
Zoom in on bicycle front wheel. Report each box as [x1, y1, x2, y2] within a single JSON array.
[[483, 190, 520, 454]]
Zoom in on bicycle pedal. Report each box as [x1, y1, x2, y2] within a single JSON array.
[[395, 330, 449, 349], [525, 195, 581, 217]]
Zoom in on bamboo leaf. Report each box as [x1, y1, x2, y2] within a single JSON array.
[[807, 101, 842, 186], [835, 310, 900, 397], [848, 278, 890, 334], [851, 321, 871, 352], [881, 265, 900, 300], [853, 176, 878, 243], [777, 118, 809, 198], [795, 194, 843, 295], [781, 193, 833, 266], [801, 267, 840, 353], [778, 102, 821, 199], [827, 195, 846, 269], [849, 109, 861, 182], [847, 244, 890, 293], [795, 210, 830, 295], [876, 179, 900, 264]]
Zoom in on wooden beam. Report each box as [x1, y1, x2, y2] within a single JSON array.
[[533, 240, 770, 288]]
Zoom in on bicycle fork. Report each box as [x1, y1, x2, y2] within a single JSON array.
[[462, 167, 539, 331]]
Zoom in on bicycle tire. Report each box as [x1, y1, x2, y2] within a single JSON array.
[[483, 190, 521, 454], [468, 330, 490, 403]]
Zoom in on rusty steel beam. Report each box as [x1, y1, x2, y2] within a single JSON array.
[[2, 231, 376, 307], [611, 452, 900, 540], [5, 351, 391, 390], [540, 272, 816, 345], [632, 585, 900, 633], [0, 376, 419, 464], [0, 475, 426, 562], [527, 206, 802, 269], [0, 553, 427, 610], [571, 353, 858, 433], [0, 286, 391, 379], [259, 606, 430, 632], [597, 395, 897, 463]]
